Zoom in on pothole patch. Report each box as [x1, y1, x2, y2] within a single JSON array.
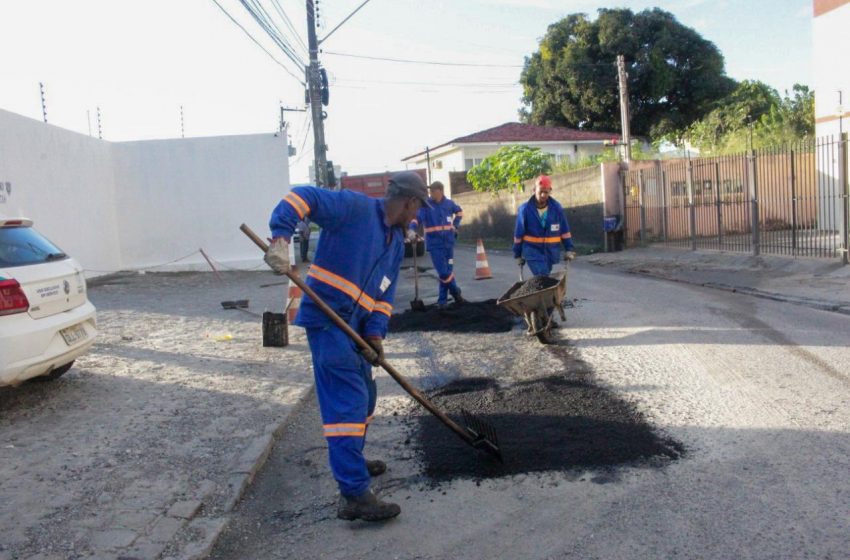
[[389, 300, 517, 334], [414, 374, 683, 482]]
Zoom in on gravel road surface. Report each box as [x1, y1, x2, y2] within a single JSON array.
[[210, 247, 850, 560], [0, 270, 313, 560]]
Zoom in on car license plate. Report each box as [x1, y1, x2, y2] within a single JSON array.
[[60, 324, 88, 346]]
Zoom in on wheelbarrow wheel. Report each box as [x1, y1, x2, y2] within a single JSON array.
[[530, 310, 554, 345]]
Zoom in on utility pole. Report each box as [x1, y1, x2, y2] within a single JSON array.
[[306, 0, 328, 187], [616, 55, 632, 163], [180, 105, 185, 138], [96, 106, 103, 139], [39, 82, 48, 123]]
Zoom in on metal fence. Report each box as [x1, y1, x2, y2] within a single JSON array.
[[623, 135, 850, 262]]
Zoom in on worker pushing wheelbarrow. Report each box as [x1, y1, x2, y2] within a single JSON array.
[[497, 174, 576, 344], [497, 266, 568, 344]]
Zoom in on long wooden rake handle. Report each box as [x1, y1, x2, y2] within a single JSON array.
[[239, 223, 476, 446]]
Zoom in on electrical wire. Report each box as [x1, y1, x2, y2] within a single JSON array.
[[240, 0, 306, 70], [335, 77, 519, 88], [270, 0, 309, 57], [211, 0, 306, 86], [324, 51, 523, 68]]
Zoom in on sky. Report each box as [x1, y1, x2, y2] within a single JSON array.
[[0, 0, 813, 181]]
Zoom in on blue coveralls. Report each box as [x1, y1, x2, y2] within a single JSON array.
[[513, 195, 574, 276], [410, 197, 463, 305], [270, 186, 404, 498]]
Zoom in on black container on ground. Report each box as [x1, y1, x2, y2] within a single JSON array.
[[262, 312, 288, 347]]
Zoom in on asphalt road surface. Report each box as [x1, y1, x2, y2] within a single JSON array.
[[210, 247, 850, 560]]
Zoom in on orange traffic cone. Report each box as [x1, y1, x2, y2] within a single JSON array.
[[474, 238, 493, 280], [286, 276, 302, 323], [286, 242, 301, 323]]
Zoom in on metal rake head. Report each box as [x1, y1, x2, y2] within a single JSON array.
[[461, 408, 503, 463]]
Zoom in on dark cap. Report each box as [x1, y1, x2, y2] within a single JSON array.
[[387, 171, 430, 206]]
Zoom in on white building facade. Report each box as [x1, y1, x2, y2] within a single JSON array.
[[813, 0, 850, 139], [0, 108, 290, 276]]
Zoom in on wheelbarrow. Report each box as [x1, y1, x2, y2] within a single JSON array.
[[496, 267, 568, 344]]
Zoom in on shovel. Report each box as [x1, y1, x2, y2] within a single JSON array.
[[410, 238, 426, 312], [240, 223, 502, 463]]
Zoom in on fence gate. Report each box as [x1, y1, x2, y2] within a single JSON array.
[[622, 135, 849, 262]]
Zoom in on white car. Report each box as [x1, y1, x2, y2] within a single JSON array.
[[0, 217, 97, 386]]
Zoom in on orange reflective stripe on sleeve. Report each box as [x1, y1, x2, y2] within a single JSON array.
[[440, 273, 455, 284], [308, 264, 376, 312], [323, 423, 367, 437], [284, 192, 310, 219], [373, 301, 393, 317], [513, 237, 522, 244], [561, 232, 572, 239], [455, 211, 464, 217]]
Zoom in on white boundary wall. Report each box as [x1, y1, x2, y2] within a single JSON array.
[[0, 109, 289, 276]]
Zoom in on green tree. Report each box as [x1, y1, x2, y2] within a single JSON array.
[[520, 8, 736, 138], [467, 145, 552, 194], [684, 83, 815, 154]]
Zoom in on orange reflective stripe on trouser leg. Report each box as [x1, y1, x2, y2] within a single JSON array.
[[323, 423, 366, 437]]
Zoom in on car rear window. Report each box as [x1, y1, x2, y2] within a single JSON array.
[[0, 227, 68, 267]]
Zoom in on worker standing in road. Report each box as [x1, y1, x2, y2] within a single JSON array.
[[409, 181, 465, 307], [513, 175, 576, 275], [263, 172, 428, 522], [295, 217, 312, 262]]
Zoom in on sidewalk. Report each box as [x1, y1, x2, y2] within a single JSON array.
[[0, 270, 315, 560], [585, 247, 850, 315]]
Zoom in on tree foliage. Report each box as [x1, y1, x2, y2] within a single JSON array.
[[467, 145, 552, 193], [520, 8, 736, 138], [684, 83, 815, 154]]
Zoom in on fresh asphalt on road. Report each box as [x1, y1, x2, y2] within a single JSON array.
[[210, 245, 850, 560]]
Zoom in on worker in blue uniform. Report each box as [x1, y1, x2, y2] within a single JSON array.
[[408, 181, 465, 307], [264, 171, 428, 522], [513, 175, 577, 276]]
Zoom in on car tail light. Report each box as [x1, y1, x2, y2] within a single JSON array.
[[0, 279, 29, 316]]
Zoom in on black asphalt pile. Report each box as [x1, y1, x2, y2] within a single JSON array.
[[415, 375, 683, 481], [506, 275, 560, 299], [389, 300, 516, 334]]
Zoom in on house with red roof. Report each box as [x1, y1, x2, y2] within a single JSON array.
[[402, 122, 619, 196]]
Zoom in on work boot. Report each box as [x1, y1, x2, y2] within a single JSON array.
[[367, 459, 387, 476], [452, 292, 465, 304], [337, 490, 401, 522]]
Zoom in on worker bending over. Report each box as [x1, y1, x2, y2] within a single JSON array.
[[264, 172, 428, 522], [408, 181, 465, 307], [513, 175, 576, 275]]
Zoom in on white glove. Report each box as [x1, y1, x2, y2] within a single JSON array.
[[264, 237, 291, 273], [564, 251, 576, 262], [405, 229, 418, 242]]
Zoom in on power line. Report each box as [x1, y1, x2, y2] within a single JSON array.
[[324, 51, 523, 68], [336, 77, 519, 87], [240, 0, 306, 70], [270, 0, 308, 57], [211, 0, 305, 86]]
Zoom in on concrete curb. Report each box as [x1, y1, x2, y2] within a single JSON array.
[[612, 267, 850, 317], [161, 386, 317, 560]]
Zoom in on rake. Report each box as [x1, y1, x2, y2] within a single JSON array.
[[240, 223, 502, 463]]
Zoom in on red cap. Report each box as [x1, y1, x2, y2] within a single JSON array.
[[536, 175, 552, 190]]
